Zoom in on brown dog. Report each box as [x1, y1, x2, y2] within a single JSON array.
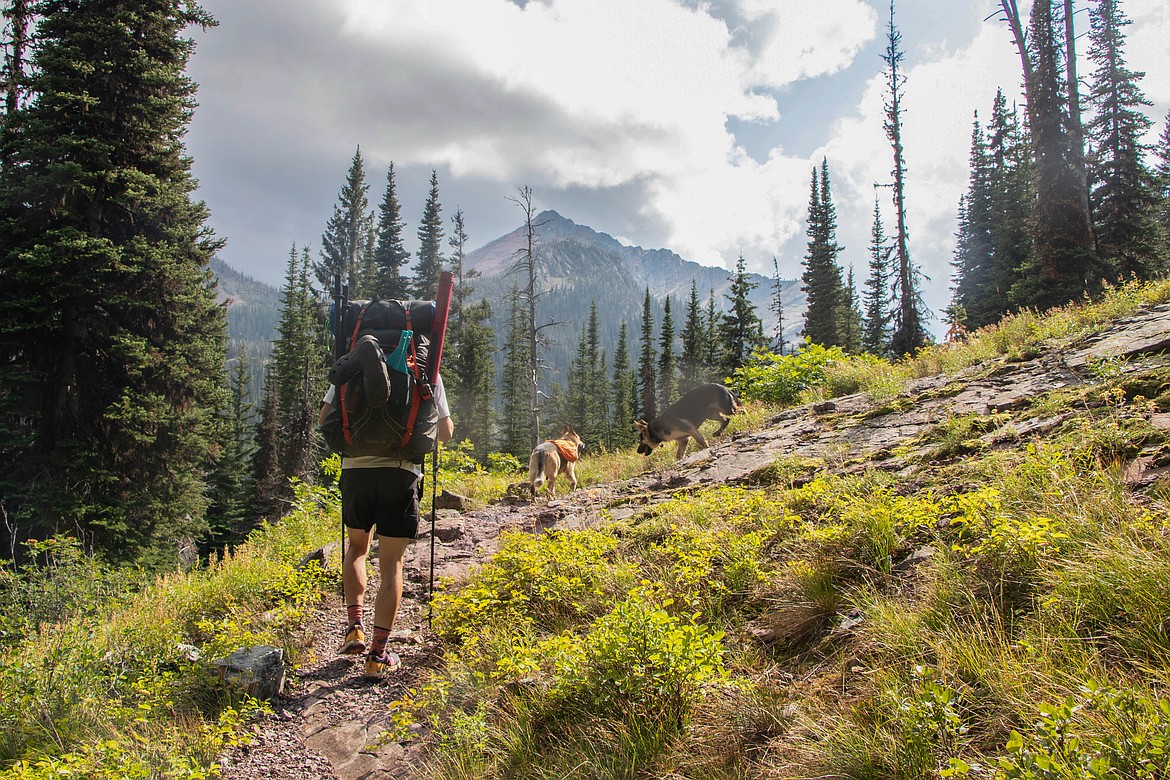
[[528, 425, 583, 498], [636, 383, 742, 460]]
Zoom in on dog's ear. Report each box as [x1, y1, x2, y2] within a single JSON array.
[[634, 419, 647, 431]]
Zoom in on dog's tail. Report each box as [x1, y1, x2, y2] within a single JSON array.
[[528, 449, 549, 492]]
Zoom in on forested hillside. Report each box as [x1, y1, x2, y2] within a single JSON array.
[[211, 256, 280, 404]]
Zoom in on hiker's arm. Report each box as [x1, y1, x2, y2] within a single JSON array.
[[437, 415, 454, 443], [318, 402, 331, 428]]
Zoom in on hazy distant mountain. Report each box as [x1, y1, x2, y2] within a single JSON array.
[[211, 256, 279, 404], [464, 211, 805, 385]]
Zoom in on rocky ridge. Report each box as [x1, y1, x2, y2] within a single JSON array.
[[217, 303, 1170, 780]]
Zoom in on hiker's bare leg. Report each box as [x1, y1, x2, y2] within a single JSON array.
[[343, 527, 372, 610], [373, 535, 411, 631]]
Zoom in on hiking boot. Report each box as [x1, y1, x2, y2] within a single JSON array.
[[357, 334, 390, 407], [363, 648, 401, 678], [339, 622, 366, 655]]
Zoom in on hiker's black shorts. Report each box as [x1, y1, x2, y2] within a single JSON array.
[[339, 468, 422, 539]]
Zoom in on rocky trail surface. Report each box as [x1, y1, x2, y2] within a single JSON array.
[[216, 304, 1170, 780]]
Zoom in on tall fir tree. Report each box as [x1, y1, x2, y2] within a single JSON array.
[[1003, 0, 1101, 310], [249, 365, 283, 522], [770, 257, 786, 354], [1156, 112, 1170, 253], [951, 114, 998, 329], [840, 267, 863, 354], [412, 169, 445, 300], [272, 247, 326, 491], [499, 289, 532, 458], [371, 162, 411, 299], [637, 288, 657, 422], [657, 296, 678, 408], [203, 353, 257, 555], [610, 321, 636, 450], [679, 281, 706, 390], [0, 1, 228, 561], [801, 163, 846, 347], [882, 1, 930, 356], [862, 197, 893, 354], [986, 89, 1033, 322], [446, 208, 495, 456], [718, 255, 765, 375], [704, 289, 724, 381], [317, 146, 373, 296], [1085, 0, 1163, 280]]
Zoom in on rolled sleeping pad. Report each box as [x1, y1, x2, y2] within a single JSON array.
[[429, 271, 454, 384], [340, 299, 436, 352]]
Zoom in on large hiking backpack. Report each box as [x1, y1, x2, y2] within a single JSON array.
[[320, 298, 439, 463]]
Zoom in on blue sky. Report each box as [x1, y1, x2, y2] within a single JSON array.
[[185, 0, 1170, 330]]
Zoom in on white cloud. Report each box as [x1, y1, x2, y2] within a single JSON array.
[[737, 0, 879, 86]]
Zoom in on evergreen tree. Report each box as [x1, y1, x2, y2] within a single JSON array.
[[718, 255, 765, 374], [446, 208, 495, 456], [499, 289, 532, 458], [801, 163, 846, 346], [249, 365, 283, 522], [1156, 112, 1170, 252], [657, 296, 677, 408], [1002, 0, 1101, 310], [272, 247, 326, 491], [0, 1, 228, 561], [371, 162, 411, 299], [770, 257, 786, 354], [679, 281, 706, 390], [951, 114, 998, 329], [413, 169, 445, 300], [986, 89, 1033, 321], [1085, 0, 1163, 280], [840, 266, 863, 354], [203, 353, 256, 555], [882, 2, 930, 356], [637, 288, 657, 422], [610, 321, 636, 450], [317, 146, 373, 296], [862, 197, 893, 354], [704, 289, 724, 381]]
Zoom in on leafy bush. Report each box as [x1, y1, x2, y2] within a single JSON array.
[[728, 343, 847, 406]]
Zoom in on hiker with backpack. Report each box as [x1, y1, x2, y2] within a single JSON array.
[[319, 297, 453, 678]]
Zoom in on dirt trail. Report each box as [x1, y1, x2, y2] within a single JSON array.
[[217, 303, 1170, 780]]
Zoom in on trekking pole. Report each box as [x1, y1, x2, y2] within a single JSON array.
[[333, 272, 348, 605], [426, 271, 454, 630]]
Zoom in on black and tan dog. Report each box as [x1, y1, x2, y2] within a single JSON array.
[[528, 425, 583, 498], [636, 383, 742, 460]]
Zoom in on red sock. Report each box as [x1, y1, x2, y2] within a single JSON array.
[[370, 625, 391, 654], [347, 604, 362, 627]]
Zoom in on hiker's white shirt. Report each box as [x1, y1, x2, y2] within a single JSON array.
[[322, 374, 450, 476]]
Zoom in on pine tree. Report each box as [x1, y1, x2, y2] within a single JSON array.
[[704, 289, 724, 381], [0, 2, 228, 560], [413, 170, 445, 300], [657, 296, 678, 408], [1085, 0, 1163, 280], [862, 197, 894, 354], [445, 208, 494, 456], [882, 1, 930, 356], [951, 114, 998, 329], [499, 289, 532, 458], [249, 365, 283, 522], [317, 147, 373, 296], [840, 267, 863, 354], [770, 257, 786, 354], [679, 281, 706, 390], [272, 247, 326, 491], [371, 162, 411, 299], [1156, 112, 1170, 252], [203, 353, 257, 554], [801, 163, 846, 347], [718, 255, 765, 374], [610, 321, 636, 450], [1002, 0, 1101, 310], [986, 89, 1032, 321], [637, 288, 657, 422]]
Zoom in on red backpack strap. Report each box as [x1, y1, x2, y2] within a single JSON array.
[[347, 303, 369, 353], [339, 382, 354, 445]]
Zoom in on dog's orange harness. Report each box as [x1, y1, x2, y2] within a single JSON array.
[[549, 439, 580, 462]]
